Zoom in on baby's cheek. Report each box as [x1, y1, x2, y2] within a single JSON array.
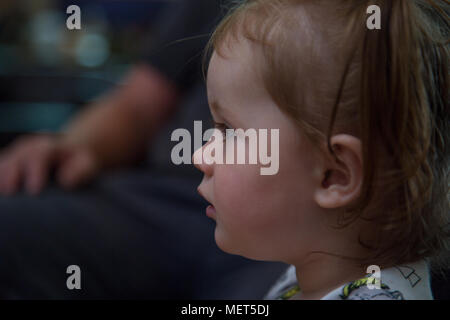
[[215, 165, 283, 226], [214, 166, 258, 210]]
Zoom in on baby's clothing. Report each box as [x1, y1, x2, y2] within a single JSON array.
[[264, 260, 433, 300]]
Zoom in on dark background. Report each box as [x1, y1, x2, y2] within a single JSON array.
[[0, 0, 168, 146]]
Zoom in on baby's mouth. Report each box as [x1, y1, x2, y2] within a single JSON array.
[[197, 187, 216, 219], [206, 204, 216, 219]]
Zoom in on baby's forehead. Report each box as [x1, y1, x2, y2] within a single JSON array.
[[207, 31, 324, 90], [206, 38, 266, 97], [208, 2, 338, 73], [207, 41, 264, 106]]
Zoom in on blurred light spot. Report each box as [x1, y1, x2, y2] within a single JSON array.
[[75, 34, 110, 68], [29, 10, 65, 66]]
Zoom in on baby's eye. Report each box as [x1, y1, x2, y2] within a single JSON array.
[[214, 122, 234, 139], [214, 122, 228, 133]]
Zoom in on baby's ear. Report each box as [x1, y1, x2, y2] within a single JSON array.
[[314, 135, 363, 209]]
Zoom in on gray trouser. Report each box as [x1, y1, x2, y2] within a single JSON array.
[[0, 169, 286, 299]]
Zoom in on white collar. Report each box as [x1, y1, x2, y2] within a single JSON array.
[[265, 260, 433, 300], [321, 260, 433, 300]]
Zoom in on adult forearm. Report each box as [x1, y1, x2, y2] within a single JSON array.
[[61, 64, 179, 169]]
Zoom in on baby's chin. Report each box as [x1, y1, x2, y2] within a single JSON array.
[[214, 226, 249, 258], [213, 227, 276, 262]]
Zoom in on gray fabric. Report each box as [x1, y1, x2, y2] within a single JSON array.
[[0, 169, 287, 299]]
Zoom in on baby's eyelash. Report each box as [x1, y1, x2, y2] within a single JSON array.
[[214, 122, 229, 133], [213, 122, 235, 139]]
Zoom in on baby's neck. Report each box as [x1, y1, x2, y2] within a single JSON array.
[[293, 253, 368, 300]]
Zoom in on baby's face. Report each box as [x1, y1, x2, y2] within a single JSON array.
[[194, 38, 325, 262]]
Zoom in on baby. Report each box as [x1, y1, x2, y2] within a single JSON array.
[[194, 0, 449, 299]]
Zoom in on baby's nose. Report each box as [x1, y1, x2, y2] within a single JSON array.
[[192, 147, 202, 169], [192, 146, 213, 176]]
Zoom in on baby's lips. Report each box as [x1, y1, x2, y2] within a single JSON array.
[[206, 204, 217, 219], [197, 187, 216, 218]]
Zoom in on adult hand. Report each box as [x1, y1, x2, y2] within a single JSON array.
[[0, 134, 99, 196]]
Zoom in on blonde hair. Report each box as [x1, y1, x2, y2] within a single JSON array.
[[204, 0, 449, 272]]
